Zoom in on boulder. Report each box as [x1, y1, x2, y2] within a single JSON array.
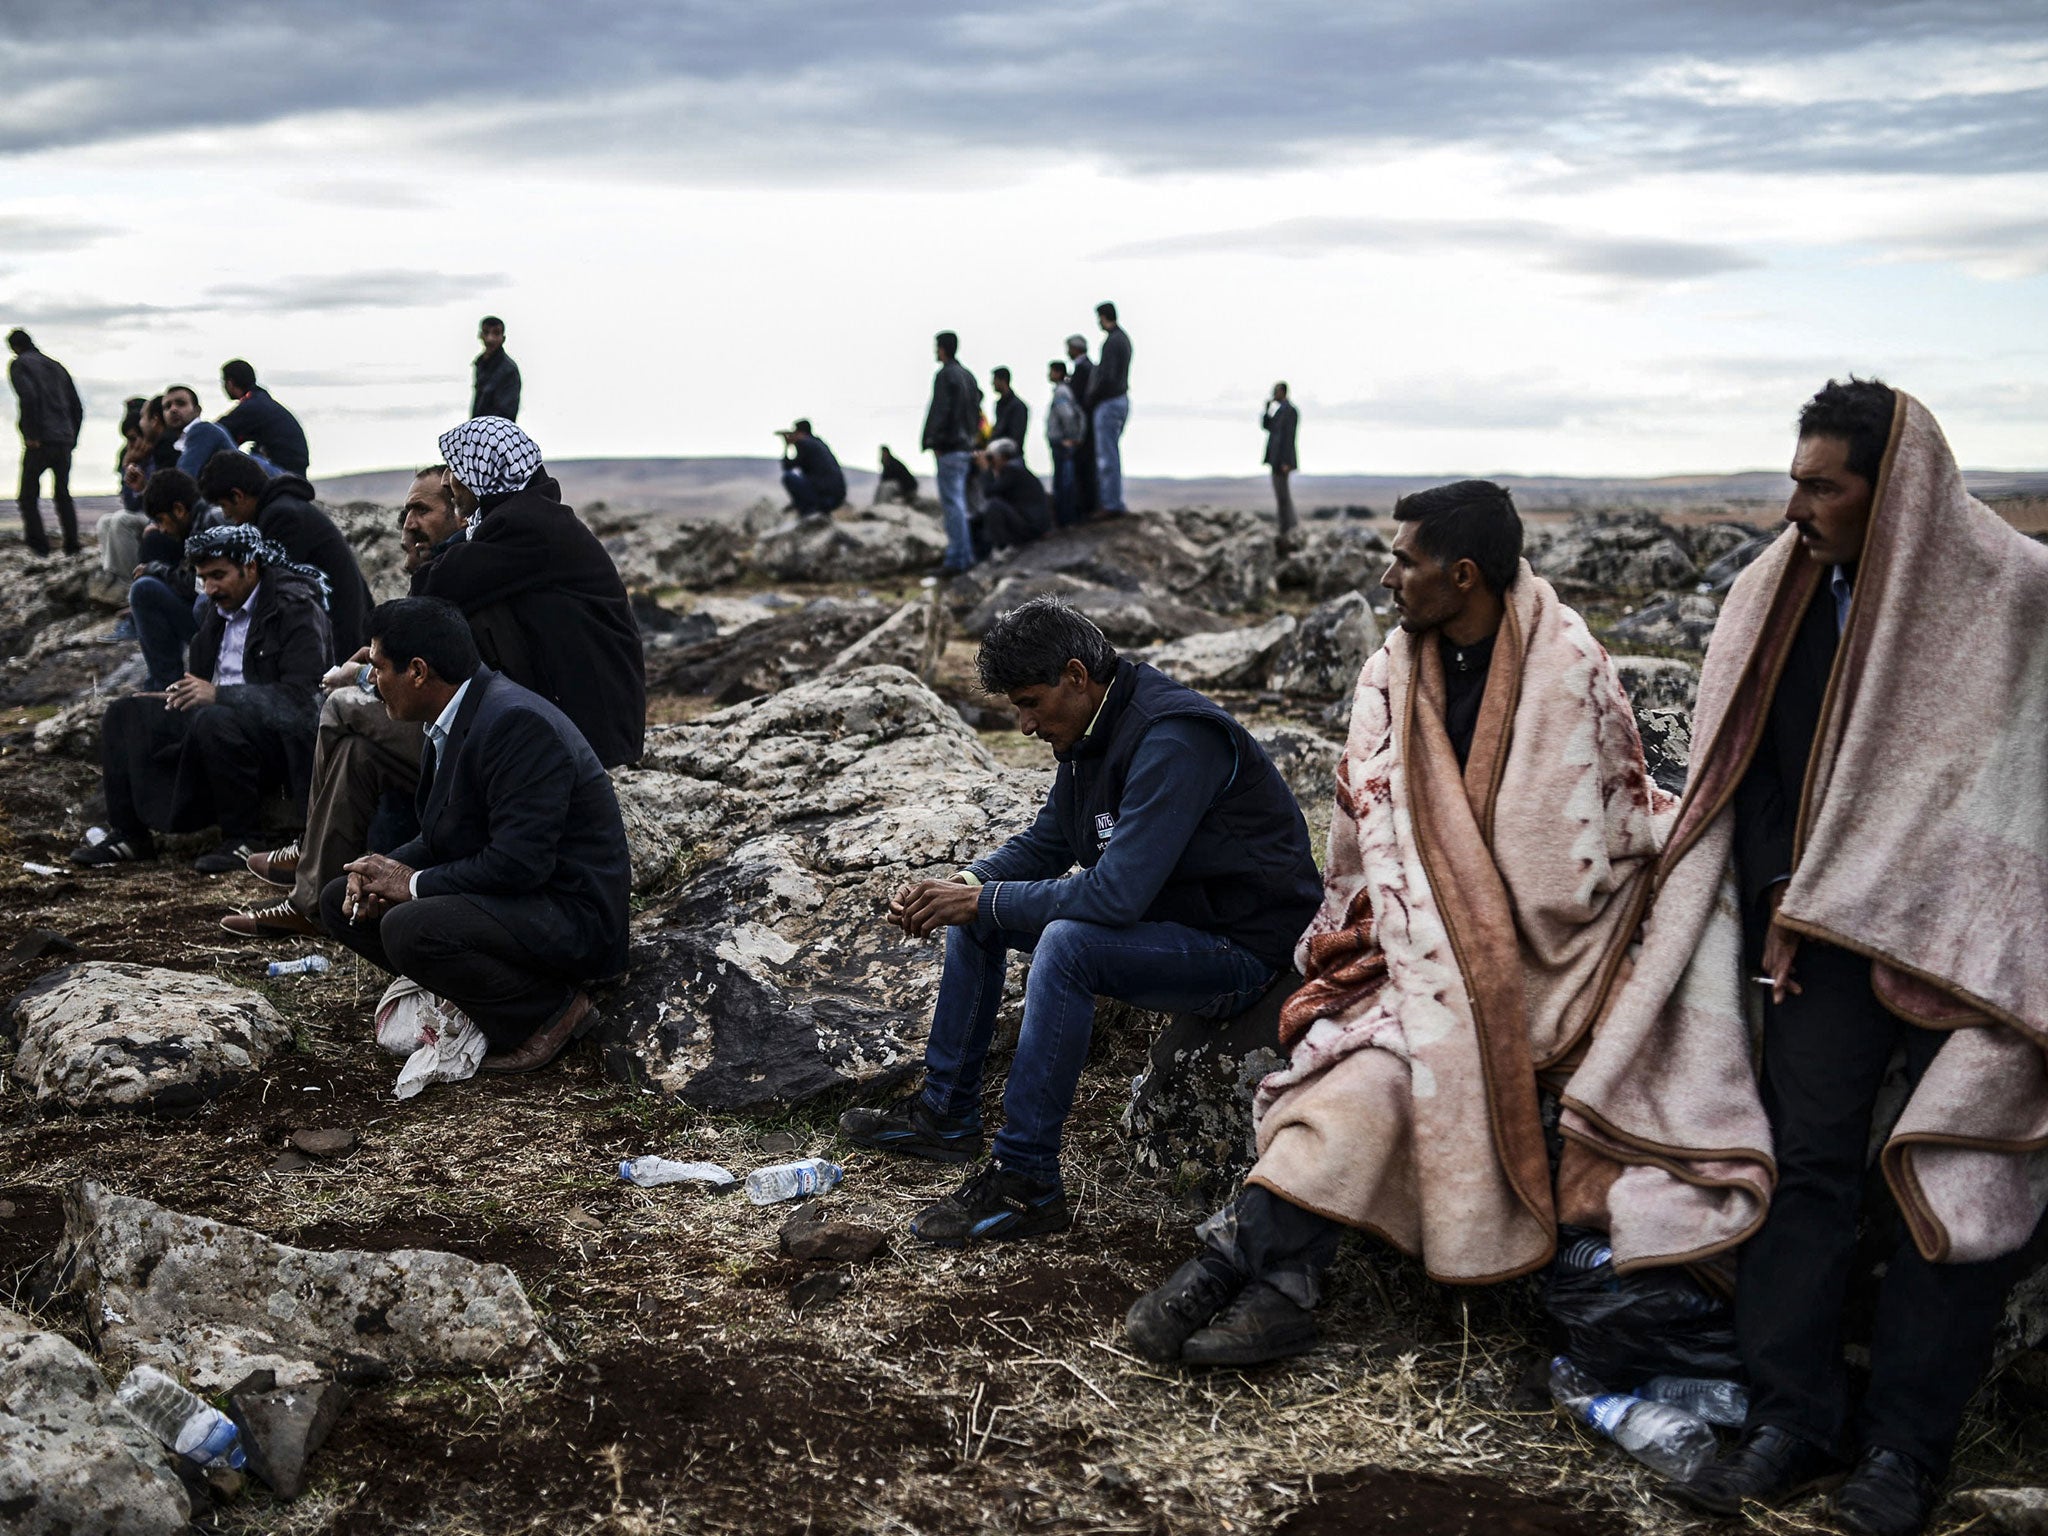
[[647, 596, 889, 702], [0, 1306, 191, 1535], [0, 612, 142, 709], [1608, 591, 1721, 651], [819, 592, 948, 685], [1955, 1488, 2048, 1535], [1611, 656, 1700, 714], [599, 668, 1047, 1112], [951, 511, 1272, 615], [1248, 723, 1342, 812], [1266, 591, 1381, 699], [1635, 706, 1693, 796], [45, 1181, 560, 1390], [225, 1370, 348, 1500], [960, 573, 1225, 646], [1138, 614, 1298, 691], [0, 547, 111, 662], [1679, 520, 1768, 570], [330, 501, 412, 602], [754, 507, 949, 582], [1277, 524, 1390, 601], [1701, 529, 1779, 593], [5, 962, 293, 1113], [1532, 511, 1698, 595], [31, 689, 119, 761], [1122, 978, 1295, 1197]]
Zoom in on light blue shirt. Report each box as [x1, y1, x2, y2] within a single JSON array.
[[213, 582, 261, 686], [407, 676, 473, 898]]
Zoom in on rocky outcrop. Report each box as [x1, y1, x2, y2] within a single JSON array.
[[819, 592, 948, 685], [1532, 511, 1698, 595], [6, 963, 293, 1113], [599, 667, 1047, 1111], [960, 573, 1225, 646], [1701, 529, 1778, 593], [952, 510, 1276, 616], [1248, 723, 1342, 811], [1122, 979, 1294, 1196], [1138, 615, 1297, 691], [1, 612, 143, 709], [754, 505, 950, 583], [1611, 655, 1700, 714], [1266, 591, 1381, 699], [0, 1307, 191, 1535], [1277, 524, 1390, 601], [1636, 706, 1692, 796], [45, 1181, 560, 1390], [330, 501, 412, 602], [1608, 591, 1721, 651], [647, 596, 888, 702]]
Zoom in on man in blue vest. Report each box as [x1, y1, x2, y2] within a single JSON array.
[[840, 597, 1323, 1245]]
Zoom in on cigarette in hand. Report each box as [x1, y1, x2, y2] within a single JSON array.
[[1749, 975, 1775, 987]]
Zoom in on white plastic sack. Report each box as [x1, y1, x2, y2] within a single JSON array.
[[374, 977, 488, 1099]]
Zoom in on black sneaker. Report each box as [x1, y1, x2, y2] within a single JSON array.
[[910, 1163, 1071, 1246], [838, 1090, 984, 1164], [69, 832, 156, 867], [1125, 1251, 1247, 1364], [193, 839, 258, 875], [1181, 1281, 1318, 1367]]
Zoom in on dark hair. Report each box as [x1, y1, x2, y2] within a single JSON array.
[[1096, 301, 1117, 322], [143, 468, 199, 522], [1049, 360, 1067, 378], [935, 330, 958, 357], [991, 366, 1010, 384], [792, 418, 812, 435], [480, 315, 504, 331], [6, 329, 30, 353], [369, 598, 479, 684], [221, 358, 256, 391], [196, 451, 271, 503], [1392, 480, 1523, 596], [976, 596, 1117, 694], [119, 396, 147, 439], [1798, 376, 1896, 486], [164, 383, 198, 407]]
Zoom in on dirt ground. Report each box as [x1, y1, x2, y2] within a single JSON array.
[[4, 607, 2046, 1535]]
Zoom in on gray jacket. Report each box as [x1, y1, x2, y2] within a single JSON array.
[[1046, 383, 1085, 447]]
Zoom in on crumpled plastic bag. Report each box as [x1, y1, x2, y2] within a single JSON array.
[[1543, 1225, 1743, 1387], [374, 977, 488, 1100]]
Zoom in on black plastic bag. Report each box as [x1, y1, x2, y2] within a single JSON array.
[[1543, 1225, 1743, 1387]]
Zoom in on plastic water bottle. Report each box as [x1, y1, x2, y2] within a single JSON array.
[[619, 1156, 737, 1190], [1559, 1235, 1613, 1270], [267, 955, 331, 977], [745, 1158, 843, 1205], [1550, 1357, 1715, 1482], [115, 1365, 247, 1470], [1640, 1375, 1750, 1429]]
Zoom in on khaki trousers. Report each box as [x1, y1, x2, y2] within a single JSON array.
[[291, 687, 426, 917]]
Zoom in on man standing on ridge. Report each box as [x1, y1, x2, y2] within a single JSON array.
[[471, 317, 522, 422], [8, 328, 84, 556], [1064, 334, 1099, 518], [990, 368, 1029, 468], [1087, 303, 1131, 516], [922, 330, 981, 573]]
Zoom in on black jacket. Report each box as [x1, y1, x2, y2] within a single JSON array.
[[1088, 327, 1131, 406], [189, 566, 332, 807], [921, 359, 981, 454], [392, 668, 631, 979], [1262, 400, 1298, 469], [985, 460, 1048, 522], [992, 392, 1029, 463], [1733, 573, 1840, 921], [252, 475, 374, 661], [471, 349, 522, 421], [417, 480, 646, 768], [785, 435, 846, 507], [218, 388, 310, 476], [1067, 357, 1095, 432], [9, 347, 83, 448]]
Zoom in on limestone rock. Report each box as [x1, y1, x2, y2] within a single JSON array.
[[1122, 977, 1296, 1197], [819, 592, 948, 685], [225, 1370, 348, 1500], [1955, 1487, 2048, 1535], [1609, 592, 1721, 651], [608, 767, 755, 895], [0, 547, 111, 663], [600, 668, 1047, 1112], [330, 501, 412, 602], [1701, 530, 1779, 593], [1533, 512, 1698, 595], [952, 510, 1271, 615], [1277, 524, 1390, 601], [31, 690, 107, 760], [5, 962, 293, 1113], [755, 508, 949, 582], [0, 1306, 191, 1535], [1636, 706, 1692, 796], [46, 1181, 560, 1390], [1266, 591, 1381, 699], [1611, 655, 1700, 714], [960, 573, 1225, 646], [648, 596, 889, 702], [1679, 521, 1769, 570], [1138, 614, 1297, 691], [1248, 723, 1342, 812], [1, 612, 142, 709]]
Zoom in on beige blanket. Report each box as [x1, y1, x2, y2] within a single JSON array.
[[1251, 566, 1774, 1283], [1590, 393, 2048, 1264]]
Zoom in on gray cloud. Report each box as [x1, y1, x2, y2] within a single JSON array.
[[0, 215, 115, 252], [0, 1, 2041, 182], [1, 295, 192, 327], [1097, 216, 1760, 282], [202, 269, 507, 312]]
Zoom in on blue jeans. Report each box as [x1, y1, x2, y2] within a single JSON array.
[[129, 575, 201, 690], [1050, 445, 1079, 526], [919, 915, 1275, 1185], [1092, 396, 1129, 513], [781, 466, 838, 515], [935, 450, 974, 570]]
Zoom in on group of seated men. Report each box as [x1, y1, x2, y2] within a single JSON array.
[[838, 379, 2046, 1536]]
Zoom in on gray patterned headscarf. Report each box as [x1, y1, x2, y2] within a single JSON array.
[[438, 416, 544, 500], [185, 522, 332, 608]]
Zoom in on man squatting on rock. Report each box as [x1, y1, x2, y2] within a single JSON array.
[[1643, 380, 2048, 1536], [839, 595, 1324, 1244], [1127, 480, 1773, 1373], [322, 597, 632, 1076]]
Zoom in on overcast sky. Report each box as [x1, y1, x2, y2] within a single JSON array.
[[4, 0, 2044, 493]]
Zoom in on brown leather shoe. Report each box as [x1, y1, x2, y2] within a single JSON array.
[[245, 841, 301, 887], [479, 991, 598, 1076], [220, 899, 324, 938]]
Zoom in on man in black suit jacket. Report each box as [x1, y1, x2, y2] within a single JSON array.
[[322, 597, 631, 1075]]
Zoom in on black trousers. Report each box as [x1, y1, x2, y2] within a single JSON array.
[[18, 442, 78, 554], [319, 877, 574, 1051], [1738, 939, 2026, 1476], [978, 495, 1050, 555], [101, 696, 289, 843]]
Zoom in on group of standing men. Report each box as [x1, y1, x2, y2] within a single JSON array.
[[844, 378, 2046, 1536]]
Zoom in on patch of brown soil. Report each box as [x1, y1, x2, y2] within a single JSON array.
[[1278, 1467, 1627, 1535]]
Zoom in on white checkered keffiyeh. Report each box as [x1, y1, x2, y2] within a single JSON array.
[[438, 416, 544, 499]]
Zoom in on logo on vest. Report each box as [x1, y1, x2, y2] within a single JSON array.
[[1094, 812, 1116, 847]]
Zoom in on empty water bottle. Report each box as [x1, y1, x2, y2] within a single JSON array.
[[619, 1156, 737, 1190], [1640, 1374, 1749, 1429], [115, 1365, 247, 1470], [1550, 1356, 1715, 1482], [267, 955, 331, 977], [745, 1158, 843, 1205]]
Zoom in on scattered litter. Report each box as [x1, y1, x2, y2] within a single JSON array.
[[1551, 1355, 1714, 1482], [267, 955, 331, 978], [619, 1156, 739, 1190], [746, 1158, 844, 1205], [116, 1364, 248, 1470], [20, 861, 62, 876], [375, 977, 487, 1098]]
